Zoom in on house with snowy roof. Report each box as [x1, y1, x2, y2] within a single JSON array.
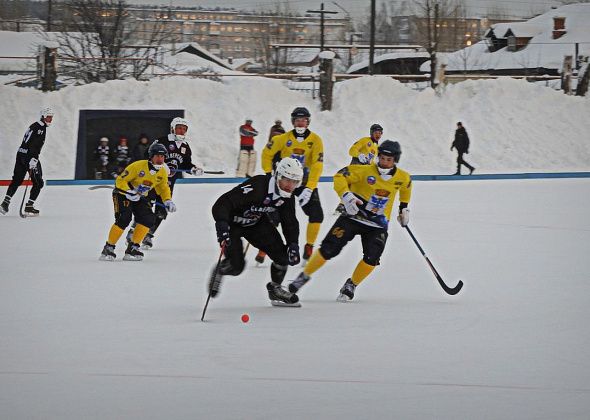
[[421, 3, 590, 76]]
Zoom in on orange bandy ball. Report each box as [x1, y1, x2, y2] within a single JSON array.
[[241, 314, 250, 323]]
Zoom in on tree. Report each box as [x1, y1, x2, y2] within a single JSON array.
[[53, 0, 174, 84]]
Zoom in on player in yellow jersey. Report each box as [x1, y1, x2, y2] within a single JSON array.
[[261, 106, 325, 262], [288, 140, 412, 301], [99, 143, 176, 261], [348, 123, 383, 165]]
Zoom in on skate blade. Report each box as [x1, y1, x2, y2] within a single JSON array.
[[0, 209, 8, 215], [123, 255, 143, 261], [336, 294, 352, 302], [271, 300, 301, 308], [140, 244, 152, 250], [24, 212, 39, 217], [99, 255, 115, 261]]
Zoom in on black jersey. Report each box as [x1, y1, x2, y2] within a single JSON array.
[[152, 134, 195, 172], [212, 174, 299, 244], [17, 120, 47, 161]]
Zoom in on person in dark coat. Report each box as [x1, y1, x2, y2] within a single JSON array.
[[268, 119, 285, 142], [131, 133, 151, 162], [451, 122, 475, 175]]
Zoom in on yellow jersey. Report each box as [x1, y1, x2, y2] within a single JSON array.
[[115, 160, 172, 202], [334, 163, 412, 228], [261, 130, 324, 189], [348, 136, 379, 164]]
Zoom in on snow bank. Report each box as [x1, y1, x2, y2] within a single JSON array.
[[0, 75, 589, 179]]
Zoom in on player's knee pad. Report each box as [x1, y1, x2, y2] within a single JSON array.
[[155, 206, 167, 220], [220, 258, 245, 276], [362, 255, 381, 266], [136, 212, 155, 228], [115, 212, 133, 229], [317, 242, 341, 261], [36, 179, 45, 189]]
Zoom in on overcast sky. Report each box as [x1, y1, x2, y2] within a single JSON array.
[[126, 0, 562, 19]]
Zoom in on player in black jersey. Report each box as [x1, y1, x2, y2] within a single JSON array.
[[1, 107, 54, 216], [210, 157, 304, 306], [126, 117, 204, 248]]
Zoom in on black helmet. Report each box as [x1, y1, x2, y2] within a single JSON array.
[[148, 142, 168, 159], [378, 140, 401, 162], [370, 123, 383, 134], [291, 107, 311, 124]]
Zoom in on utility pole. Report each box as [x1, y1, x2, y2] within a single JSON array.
[[306, 3, 338, 51], [369, 0, 376, 75], [47, 0, 52, 31]]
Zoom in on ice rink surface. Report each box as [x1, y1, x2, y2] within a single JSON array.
[[1, 179, 589, 419]]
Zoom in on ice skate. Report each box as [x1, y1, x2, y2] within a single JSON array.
[[267, 282, 301, 307], [289, 272, 310, 293], [337, 278, 356, 302], [24, 204, 40, 217], [99, 242, 116, 261], [123, 242, 144, 261], [141, 233, 154, 250]]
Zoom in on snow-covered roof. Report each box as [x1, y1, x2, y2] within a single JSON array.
[[175, 42, 232, 70], [504, 24, 543, 39], [422, 3, 590, 73], [348, 51, 430, 74]]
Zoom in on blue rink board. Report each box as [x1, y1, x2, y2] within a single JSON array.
[[47, 172, 590, 186]]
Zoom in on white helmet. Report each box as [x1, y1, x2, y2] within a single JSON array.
[[40, 107, 54, 125], [275, 157, 304, 198], [170, 117, 189, 141]]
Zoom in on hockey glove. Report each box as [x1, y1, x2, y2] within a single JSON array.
[[215, 221, 231, 246], [29, 158, 38, 169], [287, 243, 300, 266], [164, 200, 177, 213], [342, 192, 362, 215], [397, 208, 410, 227], [357, 153, 369, 164], [297, 187, 313, 207], [190, 165, 204, 176], [125, 190, 141, 202]]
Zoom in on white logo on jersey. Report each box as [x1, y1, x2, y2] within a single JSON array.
[[241, 185, 253, 194]]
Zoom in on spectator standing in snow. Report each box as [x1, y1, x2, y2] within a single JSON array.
[[451, 122, 475, 175], [236, 118, 259, 177]]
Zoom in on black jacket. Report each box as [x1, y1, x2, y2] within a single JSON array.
[[152, 134, 196, 179], [17, 120, 47, 162], [452, 127, 470, 153], [212, 174, 299, 244]]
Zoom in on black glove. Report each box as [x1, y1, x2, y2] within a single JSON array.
[[215, 221, 231, 246], [287, 243, 300, 266]]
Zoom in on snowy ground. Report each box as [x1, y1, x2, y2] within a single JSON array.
[[1, 179, 590, 419]]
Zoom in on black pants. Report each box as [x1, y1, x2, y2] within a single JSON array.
[[294, 185, 324, 223], [6, 157, 44, 201], [151, 175, 179, 233], [222, 218, 290, 284], [112, 193, 155, 230], [456, 151, 474, 174], [319, 216, 388, 266]]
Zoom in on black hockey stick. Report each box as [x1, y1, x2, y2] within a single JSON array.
[[171, 169, 225, 175], [405, 225, 463, 295], [18, 172, 31, 218], [201, 244, 226, 322], [87, 185, 166, 208]]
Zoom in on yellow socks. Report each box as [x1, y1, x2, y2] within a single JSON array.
[[131, 224, 150, 244], [351, 260, 376, 286], [303, 250, 327, 276], [107, 225, 124, 245], [306, 222, 321, 247]]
